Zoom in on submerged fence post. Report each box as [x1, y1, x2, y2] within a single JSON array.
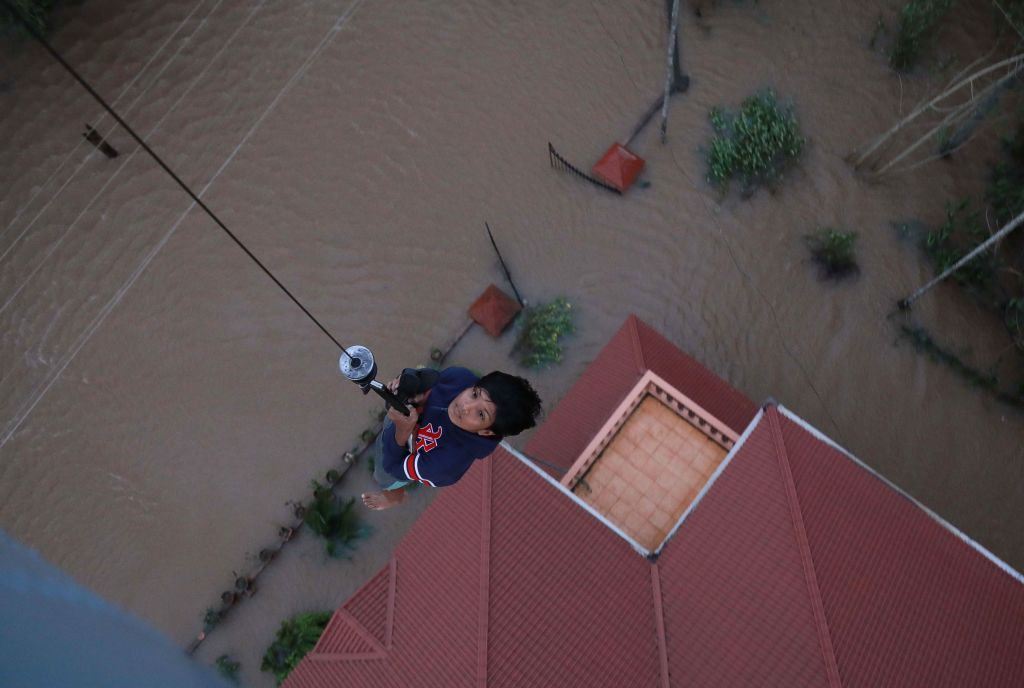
[[898, 209, 1024, 310]]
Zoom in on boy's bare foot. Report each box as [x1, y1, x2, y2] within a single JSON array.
[[361, 489, 406, 510]]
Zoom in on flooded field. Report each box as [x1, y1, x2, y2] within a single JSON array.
[[1, 0, 1021, 684]]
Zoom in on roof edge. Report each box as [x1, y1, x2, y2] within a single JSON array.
[[654, 407, 765, 556], [776, 404, 1024, 585]]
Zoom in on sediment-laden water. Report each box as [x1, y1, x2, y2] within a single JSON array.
[[2, 1, 1021, 685]]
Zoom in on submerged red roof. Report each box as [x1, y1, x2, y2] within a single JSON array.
[[286, 316, 1024, 687]]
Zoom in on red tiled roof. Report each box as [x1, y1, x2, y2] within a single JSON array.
[[286, 316, 1024, 688], [526, 315, 757, 475]]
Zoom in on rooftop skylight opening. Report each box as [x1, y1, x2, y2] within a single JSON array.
[[560, 371, 738, 552]]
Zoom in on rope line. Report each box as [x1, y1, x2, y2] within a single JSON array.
[[0, 0, 218, 255], [1, 0, 349, 357], [0, 0, 367, 450], [0, 0, 256, 323]]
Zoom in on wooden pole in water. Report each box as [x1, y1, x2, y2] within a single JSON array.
[[660, 0, 682, 143], [897, 209, 1024, 310]]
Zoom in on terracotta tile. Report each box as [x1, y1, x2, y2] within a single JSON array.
[[613, 434, 636, 455], [620, 483, 642, 507], [633, 472, 653, 494], [648, 420, 669, 442], [624, 510, 647, 535], [618, 462, 639, 485], [651, 509, 673, 531], [653, 444, 677, 465], [636, 497, 656, 518], [609, 500, 630, 522], [637, 434, 660, 456], [654, 473, 675, 492], [691, 452, 716, 477], [638, 524, 663, 549], [588, 489, 612, 510]]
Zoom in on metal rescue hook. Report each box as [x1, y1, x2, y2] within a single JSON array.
[[339, 345, 412, 416]]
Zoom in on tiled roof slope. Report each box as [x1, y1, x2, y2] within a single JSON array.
[[525, 315, 756, 472], [775, 407, 1024, 686], [285, 316, 1024, 688]]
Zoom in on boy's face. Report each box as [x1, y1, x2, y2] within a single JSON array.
[[448, 386, 497, 436]]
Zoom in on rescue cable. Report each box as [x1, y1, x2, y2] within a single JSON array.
[[3, 0, 411, 415]]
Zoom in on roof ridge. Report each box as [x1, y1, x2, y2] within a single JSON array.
[[476, 459, 493, 687], [310, 608, 387, 661], [766, 407, 842, 687], [650, 564, 670, 688], [627, 314, 647, 373]]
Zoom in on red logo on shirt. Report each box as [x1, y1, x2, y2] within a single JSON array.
[[414, 423, 442, 453]]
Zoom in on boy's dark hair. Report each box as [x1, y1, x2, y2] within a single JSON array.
[[476, 371, 542, 438]]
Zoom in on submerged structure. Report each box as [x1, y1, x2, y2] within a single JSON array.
[[286, 316, 1024, 687]]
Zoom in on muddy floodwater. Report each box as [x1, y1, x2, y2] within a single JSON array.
[[2, 0, 1022, 684]]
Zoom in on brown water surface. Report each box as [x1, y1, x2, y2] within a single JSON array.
[[2, 1, 1022, 685]]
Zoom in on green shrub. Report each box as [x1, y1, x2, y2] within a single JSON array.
[[705, 91, 804, 192], [987, 123, 1024, 226], [1006, 298, 1024, 352], [805, 228, 859, 279], [202, 607, 223, 632], [512, 298, 574, 369], [261, 611, 332, 685], [215, 655, 241, 684], [303, 481, 370, 558], [924, 198, 995, 292], [0, 0, 55, 36], [888, 0, 953, 72]]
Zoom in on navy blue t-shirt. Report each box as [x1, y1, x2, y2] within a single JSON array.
[[380, 367, 499, 487]]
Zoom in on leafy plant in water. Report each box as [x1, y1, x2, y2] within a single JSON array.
[[0, 0, 54, 36], [215, 655, 241, 684], [512, 298, 575, 369], [261, 611, 332, 686], [705, 91, 804, 192], [924, 198, 996, 293], [888, 0, 953, 72], [1006, 298, 1024, 352], [987, 122, 1024, 226], [805, 228, 859, 279], [303, 481, 370, 558], [202, 607, 223, 631]]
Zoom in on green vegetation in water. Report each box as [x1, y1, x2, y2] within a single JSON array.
[[804, 228, 859, 280], [202, 607, 223, 631], [898, 324, 1024, 407], [888, 0, 953, 72], [923, 198, 996, 294], [303, 481, 371, 558], [705, 91, 804, 193], [512, 298, 575, 369], [261, 611, 332, 686], [0, 0, 54, 36], [987, 122, 1024, 227], [1006, 297, 1024, 353], [215, 655, 241, 684]]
